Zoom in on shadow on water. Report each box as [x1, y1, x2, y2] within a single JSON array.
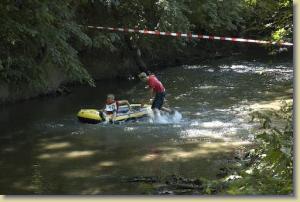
[[0, 57, 293, 194], [0, 124, 251, 194]]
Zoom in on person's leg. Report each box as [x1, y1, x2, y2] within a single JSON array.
[[161, 106, 173, 113], [151, 94, 161, 117], [152, 108, 160, 117], [157, 92, 174, 114], [151, 92, 173, 116], [99, 111, 106, 121]]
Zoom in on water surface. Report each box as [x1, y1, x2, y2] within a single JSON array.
[[0, 57, 293, 194]]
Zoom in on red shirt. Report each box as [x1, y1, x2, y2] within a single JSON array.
[[148, 75, 165, 93]]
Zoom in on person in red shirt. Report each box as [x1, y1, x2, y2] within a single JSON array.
[[138, 72, 172, 114]]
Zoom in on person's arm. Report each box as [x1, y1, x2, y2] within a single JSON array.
[[111, 103, 118, 123], [118, 100, 131, 110], [140, 99, 145, 107], [140, 89, 153, 107], [149, 88, 154, 103], [126, 100, 131, 110]]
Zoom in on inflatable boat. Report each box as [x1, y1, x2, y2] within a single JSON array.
[[77, 104, 152, 124]]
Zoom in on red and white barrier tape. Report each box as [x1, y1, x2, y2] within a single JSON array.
[[86, 25, 293, 47]]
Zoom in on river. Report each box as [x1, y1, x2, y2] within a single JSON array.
[[0, 56, 293, 194]]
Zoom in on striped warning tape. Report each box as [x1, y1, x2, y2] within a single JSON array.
[[86, 25, 293, 47]]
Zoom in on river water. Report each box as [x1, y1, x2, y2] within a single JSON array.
[[0, 56, 293, 194]]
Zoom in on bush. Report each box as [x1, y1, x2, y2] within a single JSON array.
[[226, 101, 293, 195]]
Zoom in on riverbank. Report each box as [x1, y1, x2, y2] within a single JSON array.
[[0, 46, 222, 105], [0, 45, 292, 105]]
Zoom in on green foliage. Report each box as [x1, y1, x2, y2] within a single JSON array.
[[272, 28, 289, 42], [227, 101, 293, 194], [187, 0, 246, 34], [79, 0, 192, 64], [0, 0, 94, 87], [187, 0, 292, 43], [155, 0, 190, 32], [91, 33, 120, 52], [243, 0, 293, 42]]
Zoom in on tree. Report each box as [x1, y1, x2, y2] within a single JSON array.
[[0, 0, 94, 88]]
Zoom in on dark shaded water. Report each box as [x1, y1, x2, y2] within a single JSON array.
[[0, 57, 293, 194]]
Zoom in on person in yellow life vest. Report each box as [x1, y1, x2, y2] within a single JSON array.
[[104, 94, 131, 122]]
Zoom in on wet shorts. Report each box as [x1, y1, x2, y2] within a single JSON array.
[[152, 91, 166, 110]]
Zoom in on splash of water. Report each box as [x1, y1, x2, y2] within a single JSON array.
[[148, 110, 182, 124]]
